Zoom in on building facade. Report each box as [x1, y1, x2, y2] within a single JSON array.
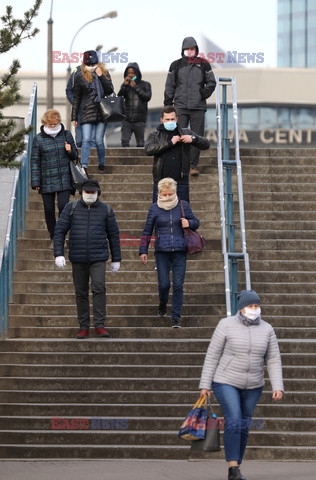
[[278, 0, 316, 67], [3, 67, 316, 147]]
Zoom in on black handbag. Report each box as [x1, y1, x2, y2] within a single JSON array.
[[191, 398, 221, 452], [99, 94, 126, 123], [69, 160, 88, 190]]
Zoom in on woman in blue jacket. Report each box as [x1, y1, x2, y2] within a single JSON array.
[[139, 177, 199, 327], [31, 109, 78, 249]]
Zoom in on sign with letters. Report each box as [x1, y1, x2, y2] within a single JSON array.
[[206, 128, 316, 146]]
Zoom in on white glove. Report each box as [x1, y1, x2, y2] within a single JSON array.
[[110, 262, 120, 273], [55, 256, 66, 269]]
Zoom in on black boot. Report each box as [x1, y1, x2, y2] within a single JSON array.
[[157, 303, 167, 317], [228, 466, 246, 480]]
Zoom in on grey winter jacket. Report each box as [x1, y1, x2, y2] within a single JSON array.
[[199, 315, 284, 392], [164, 37, 216, 111]]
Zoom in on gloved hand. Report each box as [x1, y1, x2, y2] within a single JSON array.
[[55, 256, 66, 269], [110, 262, 120, 273]]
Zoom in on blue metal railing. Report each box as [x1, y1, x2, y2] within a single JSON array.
[[0, 83, 37, 339], [215, 76, 251, 315]]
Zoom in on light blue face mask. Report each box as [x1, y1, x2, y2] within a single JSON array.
[[164, 121, 177, 131]]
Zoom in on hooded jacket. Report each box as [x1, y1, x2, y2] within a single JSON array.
[[31, 125, 78, 194], [118, 62, 152, 122], [71, 65, 114, 124], [145, 124, 210, 183], [164, 37, 216, 111]]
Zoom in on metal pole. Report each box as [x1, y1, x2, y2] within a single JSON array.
[[47, 15, 53, 109], [215, 78, 231, 315], [231, 76, 251, 290]]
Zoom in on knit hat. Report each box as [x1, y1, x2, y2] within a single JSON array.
[[237, 290, 261, 311], [83, 50, 99, 66]]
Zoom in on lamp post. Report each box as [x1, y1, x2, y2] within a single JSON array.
[[47, 0, 54, 109], [66, 11, 118, 129]]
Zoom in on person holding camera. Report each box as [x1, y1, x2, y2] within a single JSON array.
[[118, 62, 152, 147]]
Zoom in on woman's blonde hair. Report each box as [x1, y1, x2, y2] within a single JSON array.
[[158, 177, 177, 193], [81, 63, 110, 83], [41, 109, 61, 125]]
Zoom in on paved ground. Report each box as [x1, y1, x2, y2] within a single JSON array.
[[0, 460, 315, 480]]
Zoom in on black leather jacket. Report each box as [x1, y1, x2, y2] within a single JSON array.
[[145, 124, 210, 183]]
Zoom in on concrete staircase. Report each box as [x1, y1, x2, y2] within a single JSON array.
[[0, 147, 315, 460]]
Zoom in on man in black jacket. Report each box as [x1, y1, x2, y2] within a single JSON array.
[[53, 179, 121, 339], [145, 106, 210, 203], [164, 37, 216, 175], [118, 62, 152, 147]]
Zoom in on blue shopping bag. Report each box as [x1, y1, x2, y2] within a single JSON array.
[[178, 396, 208, 441]]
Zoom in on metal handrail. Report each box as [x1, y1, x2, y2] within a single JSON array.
[[0, 83, 37, 339], [215, 76, 251, 315]]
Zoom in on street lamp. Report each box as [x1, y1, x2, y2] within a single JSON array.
[[66, 11, 118, 129], [47, 0, 54, 109]]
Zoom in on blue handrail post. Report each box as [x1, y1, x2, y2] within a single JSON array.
[[216, 76, 251, 316], [0, 83, 37, 339]]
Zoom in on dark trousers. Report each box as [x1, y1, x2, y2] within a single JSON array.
[[177, 109, 205, 166], [153, 182, 190, 203], [72, 261, 106, 329], [121, 120, 146, 147], [212, 382, 263, 465], [41, 190, 71, 239], [155, 251, 187, 320]]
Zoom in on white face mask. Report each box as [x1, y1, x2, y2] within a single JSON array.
[[243, 307, 261, 321], [184, 49, 195, 57], [82, 192, 98, 205], [85, 65, 97, 72]]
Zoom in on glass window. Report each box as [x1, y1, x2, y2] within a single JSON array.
[[278, 0, 291, 15], [205, 107, 216, 130], [278, 107, 297, 127], [278, 15, 291, 34], [259, 107, 277, 129], [240, 108, 259, 130], [292, 13, 306, 30], [297, 108, 314, 127], [292, 0, 307, 13]]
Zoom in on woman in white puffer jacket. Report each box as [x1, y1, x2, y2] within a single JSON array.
[[199, 290, 284, 480]]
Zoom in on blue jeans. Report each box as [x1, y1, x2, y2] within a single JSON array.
[[212, 382, 263, 465], [153, 181, 190, 203], [81, 122, 107, 167], [155, 251, 187, 320]]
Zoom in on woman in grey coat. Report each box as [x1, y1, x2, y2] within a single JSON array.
[[199, 290, 284, 480]]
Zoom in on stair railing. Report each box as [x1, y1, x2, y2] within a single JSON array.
[[215, 76, 251, 315], [0, 83, 37, 339]]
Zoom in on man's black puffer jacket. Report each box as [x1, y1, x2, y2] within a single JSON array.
[[71, 70, 114, 124], [54, 199, 122, 264]]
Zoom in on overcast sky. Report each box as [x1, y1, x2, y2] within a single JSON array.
[[1, 0, 278, 74]]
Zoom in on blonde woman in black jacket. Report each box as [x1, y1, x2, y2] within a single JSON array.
[[72, 50, 114, 175]]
